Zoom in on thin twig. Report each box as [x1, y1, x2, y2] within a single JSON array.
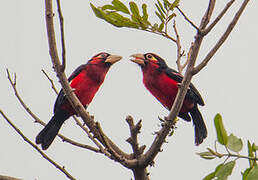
[[193, 0, 250, 75], [73, 117, 110, 157], [203, 0, 235, 35], [7, 69, 99, 152], [176, 6, 200, 32], [56, 0, 66, 71], [199, 0, 216, 30], [182, 43, 193, 71], [42, 69, 59, 94], [173, 20, 185, 74], [143, 28, 177, 42], [0, 110, 76, 180]]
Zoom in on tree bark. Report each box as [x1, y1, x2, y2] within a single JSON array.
[[0, 175, 22, 180], [132, 168, 150, 180]]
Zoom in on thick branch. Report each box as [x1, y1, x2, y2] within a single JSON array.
[[126, 116, 146, 158], [42, 69, 108, 154], [45, 0, 130, 160], [96, 122, 138, 168], [132, 168, 150, 180], [139, 0, 217, 167], [193, 0, 250, 75], [0, 175, 22, 180], [0, 110, 76, 180]]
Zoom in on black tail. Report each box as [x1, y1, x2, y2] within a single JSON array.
[[36, 110, 70, 150], [189, 105, 207, 145]]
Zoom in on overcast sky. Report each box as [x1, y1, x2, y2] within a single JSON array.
[[1, 0, 257, 180]]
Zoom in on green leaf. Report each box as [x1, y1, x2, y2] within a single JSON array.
[[102, 5, 117, 11], [151, 23, 159, 31], [155, 11, 165, 23], [252, 143, 258, 151], [203, 164, 224, 180], [242, 167, 252, 180], [129, 2, 140, 18], [167, 13, 176, 22], [164, 0, 170, 10], [142, 4, 148, 22], [158, 22, 164, 32], [203, 172, 215, 180], [248, 140, 255, 167], [215, 161, 236, 180], [106, 12, 139, 28], [169, 0, 180, 10], [155, 3, 165, 19], [112, 0, 130, 14], [90, 3, 104, 19], [214, 113, 228, 145], [157, 0, 166, 13], [197, 151, 216, 160], [102, 12, 124, 27], [246, 166, 258, 180], [226, 133, 243, 152]]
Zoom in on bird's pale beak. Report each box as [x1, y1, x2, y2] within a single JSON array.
[[105, 55, 122, 64], [130, 54, 145, 65]]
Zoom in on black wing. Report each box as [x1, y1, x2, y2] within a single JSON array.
[[53, 64, 87, 113], [164, 67, 205, 106]]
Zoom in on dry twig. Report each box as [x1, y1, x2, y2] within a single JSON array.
[[193, 0, 248, 74], [7, 69, 99, 152], [0, 110, 76, 180]]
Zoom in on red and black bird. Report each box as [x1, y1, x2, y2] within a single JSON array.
[[36, 52, 122, 150], [130, 53, 207, 145]]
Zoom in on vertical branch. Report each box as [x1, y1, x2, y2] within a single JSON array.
[[45, 0, 130, 161], [56, 0, 66, 71], [173, 20, 185, 74], [199, 0, 216, 30]]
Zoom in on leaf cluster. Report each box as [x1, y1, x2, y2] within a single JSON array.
[[198, 113, 258, 180], [90, 0, 179, 33]]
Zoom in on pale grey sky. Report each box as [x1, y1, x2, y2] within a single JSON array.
[[0, 0, 257, 179]]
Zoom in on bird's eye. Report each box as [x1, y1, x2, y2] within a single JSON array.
[[147, 54, 153, 59], [101, 53, 107, 58]]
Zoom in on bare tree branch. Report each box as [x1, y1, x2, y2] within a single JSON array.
[[203, 0, 235, 35], [193, 0, 250, 75], [45, 0, 131, 160], [0, 110, 76, 180], [173, 20, 185, 74], [96, 122, 138, 169], [56, 0, 66, 71], [42, 68, 111, 155], [0, 175, 22, 180], [6, 69, 99, 152], [126, 116, 146, 158], [199, 0, 216, 30], [42, 69, 59, 94], [176, 6, 200, 32], [138, 0, 240, 168]]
